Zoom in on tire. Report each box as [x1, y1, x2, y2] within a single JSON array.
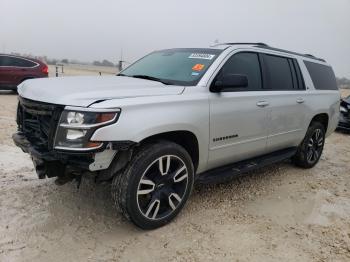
[[111, 141, 194, 229], [292, 122, 325, 168]]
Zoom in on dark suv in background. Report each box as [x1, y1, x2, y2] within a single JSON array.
[[0, 54, 48, 91]]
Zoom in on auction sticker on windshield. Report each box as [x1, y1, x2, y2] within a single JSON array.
[[192, 64, 205, 71], [188, 53, 215, 60]]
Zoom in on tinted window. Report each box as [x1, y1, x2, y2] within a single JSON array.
[[0, 56, 36, 67], [217, 52, 262, 90], [304, 61, 337, 90], [0, 56, 6, 66], [262, 54, 294, 90]]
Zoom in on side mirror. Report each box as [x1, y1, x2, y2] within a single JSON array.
[[210, 74, 248, 92]]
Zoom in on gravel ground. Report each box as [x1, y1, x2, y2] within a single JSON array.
[[0, 90, 350, 262]]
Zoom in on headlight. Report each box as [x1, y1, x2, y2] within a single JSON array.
[[54, 108, 120, 151], [67, 112, 85, 124], [340, 106, 348, 113]]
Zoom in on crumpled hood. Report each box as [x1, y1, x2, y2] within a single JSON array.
[[18, 76, 185, 107]]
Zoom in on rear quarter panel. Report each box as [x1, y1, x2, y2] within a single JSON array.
[[298, 57, 340, 138]]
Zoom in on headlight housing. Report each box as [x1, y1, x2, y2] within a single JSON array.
[[54, 107, 120, 151], [340, 106, 348, 113]]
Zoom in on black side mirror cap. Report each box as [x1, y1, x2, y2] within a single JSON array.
[[210, 80, 224, 92], [210, 74, 248, 92]]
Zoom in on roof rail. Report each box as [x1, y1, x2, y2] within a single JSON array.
[[254, 45, 326, 62], [212, 42, 326, 62], [304, 54, 316, 58], [210, 42, 269, 48], [223, 42, 269, 46]]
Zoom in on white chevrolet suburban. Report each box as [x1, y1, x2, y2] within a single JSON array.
[[13, 43, 340, 229]]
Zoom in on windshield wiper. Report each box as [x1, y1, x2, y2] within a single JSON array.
[[129, 75, 172, 85]]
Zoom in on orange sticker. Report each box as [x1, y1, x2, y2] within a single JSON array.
[[192, 64, 205, 71]]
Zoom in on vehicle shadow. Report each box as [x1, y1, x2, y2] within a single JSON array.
[[41, 160, 291, 232]]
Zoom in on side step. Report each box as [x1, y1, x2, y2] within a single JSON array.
[[196, 147, 297, 184]]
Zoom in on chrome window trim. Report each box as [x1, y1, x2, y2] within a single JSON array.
[[203, 47, 298, 89]]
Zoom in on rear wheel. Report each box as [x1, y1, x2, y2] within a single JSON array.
[[292, 122, 325, 168], [111, 141, 194, 229]]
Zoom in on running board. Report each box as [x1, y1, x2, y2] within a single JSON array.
[[196, 147, 297, 184]]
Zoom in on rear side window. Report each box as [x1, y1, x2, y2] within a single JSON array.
[[0, 56, 36, 67], [304, 61, 338, 90], [217, 52, 262, 91], [262, 54, 294, 90]]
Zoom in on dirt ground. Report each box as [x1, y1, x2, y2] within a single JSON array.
[[0, 88, 350, 262]]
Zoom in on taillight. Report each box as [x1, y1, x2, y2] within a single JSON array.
[[42, 65, 49, 74]]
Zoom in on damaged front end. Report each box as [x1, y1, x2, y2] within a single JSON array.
[[13, 97, 133, 185]]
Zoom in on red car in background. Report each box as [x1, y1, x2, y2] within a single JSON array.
[[0, 54, 48, 91]]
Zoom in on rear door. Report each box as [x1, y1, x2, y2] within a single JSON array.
[[208, 52, 269, 169], [260, 53, 308, 152]]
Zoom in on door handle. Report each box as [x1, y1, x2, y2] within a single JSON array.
[[256, 101, 269, 107], [296, 98, 305, 104]]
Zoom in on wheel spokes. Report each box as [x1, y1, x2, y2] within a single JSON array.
[[159, 156, 171, 176], [137, 179, 155, 195], [137, 154, 189, 220], [145, 199, 160, 219], [314, 129, 321, 141], [308, 138, 314, 148], [168, 193, 182, 210], [307, 149, 314, 162], [313, 150, 319, 161], [173, 165, 188, 183]]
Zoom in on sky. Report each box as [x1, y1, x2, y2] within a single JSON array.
[[1, 0, 349, 78]]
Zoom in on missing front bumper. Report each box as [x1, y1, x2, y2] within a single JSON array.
[[12, 132, 118, 178], [12, 132, 135, 181]]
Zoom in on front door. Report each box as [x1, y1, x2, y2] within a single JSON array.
[[208, 52, 269, 170]]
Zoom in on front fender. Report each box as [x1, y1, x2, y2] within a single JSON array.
[[90, 95, 210, 173]]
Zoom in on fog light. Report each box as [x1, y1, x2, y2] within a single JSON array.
[[66, 129, 87, 140]]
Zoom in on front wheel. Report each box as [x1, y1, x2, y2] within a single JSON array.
[[111, 141, 194, 229], [292, 122, 325, 168]]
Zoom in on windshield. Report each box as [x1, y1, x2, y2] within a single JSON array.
[[119, 48, 222, 86]]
